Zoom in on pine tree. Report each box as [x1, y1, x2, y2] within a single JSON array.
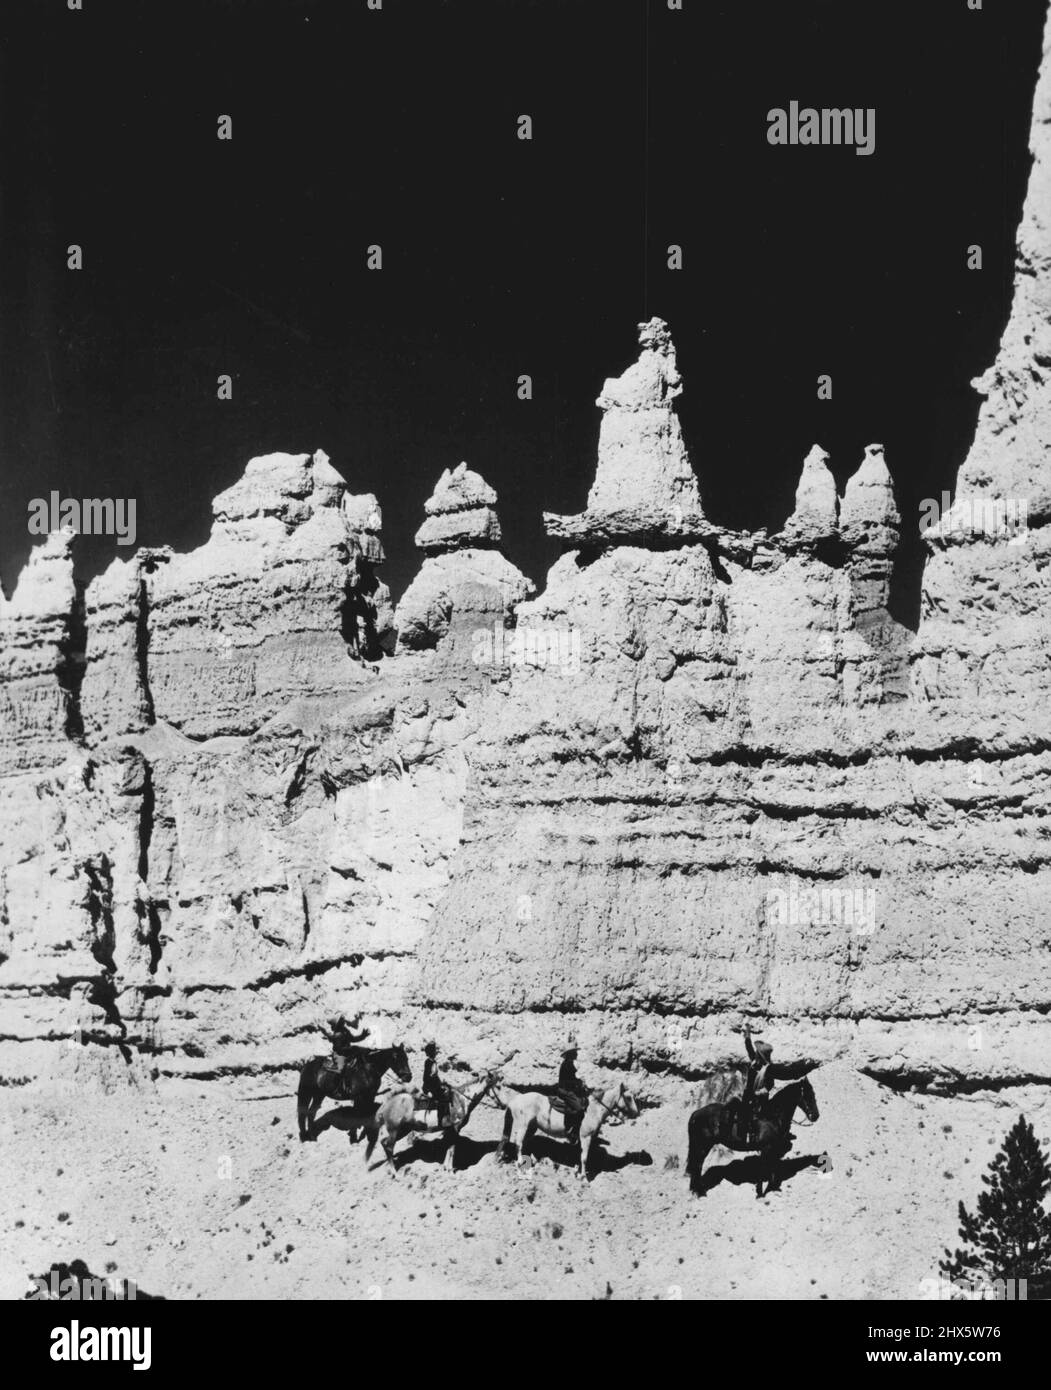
[[940, 1115, 1051, 1299]]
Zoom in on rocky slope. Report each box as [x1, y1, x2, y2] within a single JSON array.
[[4, 1064, 1047, 1300]]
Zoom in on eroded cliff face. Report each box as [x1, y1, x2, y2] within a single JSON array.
[[0, 454, 528, 1086], [403, 13, 1051, 1090], [408, 309, 1048, 1091], [3, 10, 1051, 1096], [951, 11, 1051, 528]]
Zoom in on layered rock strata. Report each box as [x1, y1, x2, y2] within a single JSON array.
[[0, 531, 81, 774], [396, 465, 533, 656], [2, 8, 1051, 1096], [414, 462, 502, 554], [0, 458, 530, 1085]]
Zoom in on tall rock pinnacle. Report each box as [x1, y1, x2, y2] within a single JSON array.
[[545, 317, 709, 544], [840, 443, 900, 554], [587, 316, 702, 515], [781, 444, 839, 548], [951, 5, 1051, 529]]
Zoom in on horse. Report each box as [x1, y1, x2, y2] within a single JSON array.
[[685, 1073, 819, 1199], [296, 1043, 412, 1142], [492, 1079, 640, 1178], [362, 1072, 498, 1174]]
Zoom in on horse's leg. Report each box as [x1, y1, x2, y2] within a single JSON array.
[[309, 1091, 323, 1138], [756, 1146, 772, 1199], [513, 1116, 531, 1168], [363, 1120, 379, 1165], [442, 1128, 457, 1171], [687, 1127, 713, 1196], [578, 1124, 592, 1180], [495, 1108, 511, 1162], [766, 1139, 790, 1194], [382, 1128, 399, 1177], [297, 1081, 312, 1142], [696, 1143, 713, 1195]]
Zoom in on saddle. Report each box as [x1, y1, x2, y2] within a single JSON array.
[[726, 1099, 757, 1148], [418, 1086, 456, 1121], [322, 1044, 374, 1074], [551, 1088, 586, 1114], [322, 1054, 375, 1104], [322, 1055, 363, 1086]]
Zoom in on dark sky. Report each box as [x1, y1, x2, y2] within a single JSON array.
[[1, 0, 1047, 620]]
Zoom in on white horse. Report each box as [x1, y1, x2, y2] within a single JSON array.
[[492, 1079, 640, 1178], [363, 1073, 496, 1175]]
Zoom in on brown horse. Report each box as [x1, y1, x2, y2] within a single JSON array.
[[296, 1043, 412, 1142], [685, 1074, 819, 1198]]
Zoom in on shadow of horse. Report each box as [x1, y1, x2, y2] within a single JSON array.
[[499, 1132, 653, 1178], [370, 1135, 503, 1174], [311, 1104, 375, 1140], [695, 1149, 825, 1197]]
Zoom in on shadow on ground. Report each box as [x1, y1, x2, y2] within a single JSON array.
[[695, 1151, 827, 1197]]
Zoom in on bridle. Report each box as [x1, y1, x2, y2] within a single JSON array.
[[467, 1073, 507, 1111], [776, 1078, 817, 1127], [591, 1082, 635, 1122]]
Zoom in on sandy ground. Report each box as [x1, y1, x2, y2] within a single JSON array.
[[2, 1062, 1047, 1301]]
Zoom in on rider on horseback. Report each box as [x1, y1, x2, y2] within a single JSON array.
[[322, 1012, 371, 1074], [421, 1042, 451, 1127], [556, 1042, 589, 1141], [738, 1025, 776, 1142]]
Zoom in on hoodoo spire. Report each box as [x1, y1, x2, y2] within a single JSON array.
[[544, 317, 709, 546], [948, 3, 1051, 531]]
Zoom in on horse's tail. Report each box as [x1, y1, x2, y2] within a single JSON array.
[[296, 1059, 316, 1141], [297, 1060, 312, 1099], [684, 1112, 698, 1180]]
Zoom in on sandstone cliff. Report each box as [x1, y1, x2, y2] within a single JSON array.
[[2, 10, 1051, 1098]]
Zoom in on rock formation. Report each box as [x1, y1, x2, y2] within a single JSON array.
[[396, 465, 532, 657], [140, 449, 393, 739], [414, 462, 501, 553], [946, 8, 1051, 531], [0, 529, 80, 774], [545, 317, 714, 546], [2, 8, 1051, 1098], [780, 444, 838, 551]]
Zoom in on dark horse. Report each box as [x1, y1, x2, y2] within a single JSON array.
[[685, 1074, 819, 1199], [297, 1044, 412, 1142]]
